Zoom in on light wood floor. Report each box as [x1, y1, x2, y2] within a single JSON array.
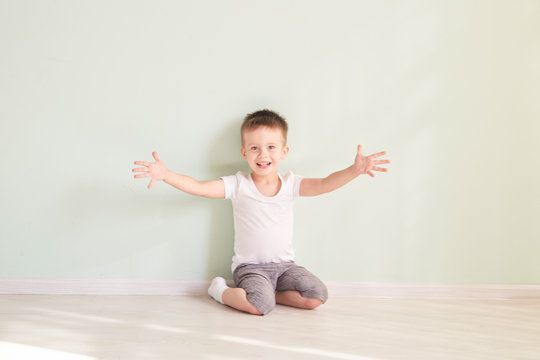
[[1, 295, 539, 359]]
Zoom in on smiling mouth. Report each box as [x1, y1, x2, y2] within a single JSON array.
[[256, 162, 271, 168]]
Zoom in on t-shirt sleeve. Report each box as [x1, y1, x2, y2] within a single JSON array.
[[290, 171, 303, 198], [220, 173, 239, 200]]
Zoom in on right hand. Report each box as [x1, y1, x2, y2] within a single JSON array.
[[132, 152, 168, 189]]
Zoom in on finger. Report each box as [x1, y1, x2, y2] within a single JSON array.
[[367, 171, 375, 177], [148, 178, 155, 189], [370, 151, 387, 159], [357, 144, 363, 155], [134, 161, 151, 166], [374, 160, 390, 165], [152, 152, 161, 162], [372, 167, 388, 172], [132, 168, 148, 173], [134, 173, 151, 179]]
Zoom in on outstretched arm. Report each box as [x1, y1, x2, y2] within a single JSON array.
[[132, 152, 225, 199], [299, 145, 389, 197]]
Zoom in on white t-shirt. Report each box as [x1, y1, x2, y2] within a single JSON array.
[[221, 171, 303, 272]]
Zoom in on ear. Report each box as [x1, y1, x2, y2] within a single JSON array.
[[281, 145, 290, 159], [240, 146, 247, 160]]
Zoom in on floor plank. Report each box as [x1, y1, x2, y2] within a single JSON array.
[[1, 295, 539, 359]]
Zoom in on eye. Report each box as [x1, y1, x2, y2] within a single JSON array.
[[268, 145, 276, 150], [250, 146, 258, 151]]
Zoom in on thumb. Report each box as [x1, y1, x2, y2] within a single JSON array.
[[357, 144, 362, 155], [152, 152, 161, 162]]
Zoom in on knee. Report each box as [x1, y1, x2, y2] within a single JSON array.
[[247, 290, 276, 315], [246, 306, 264, 316], [300, 282, 328, 308], [302, 298, 323, 310]]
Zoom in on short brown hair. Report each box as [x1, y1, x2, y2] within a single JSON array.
[[241, 109, 288, 145]]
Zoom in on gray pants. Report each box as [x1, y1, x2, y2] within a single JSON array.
[[233, 262, 328, 315]]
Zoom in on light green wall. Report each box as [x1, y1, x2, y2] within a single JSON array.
[[1, 0, 539, 283]]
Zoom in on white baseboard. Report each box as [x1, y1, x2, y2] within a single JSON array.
[[1, 279, 540, 299], [325, 282, 540, 299], [0, 279, 209, 296]]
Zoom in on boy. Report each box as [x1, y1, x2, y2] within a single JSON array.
[[132, 110, 389, 315]]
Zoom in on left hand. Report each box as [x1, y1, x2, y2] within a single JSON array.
[[354, 145, 390, 177]]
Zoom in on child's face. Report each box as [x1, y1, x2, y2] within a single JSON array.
[[241, 126, 289, 177]]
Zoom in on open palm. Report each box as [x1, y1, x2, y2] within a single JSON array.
[[132, 152, 168, 189], [354, 145, 390, 177]]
